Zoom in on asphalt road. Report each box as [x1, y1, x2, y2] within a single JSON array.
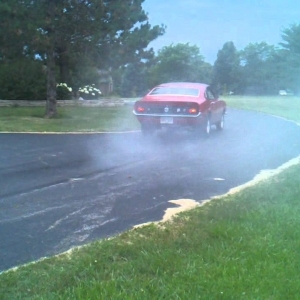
[[1, 108, 300, 271]]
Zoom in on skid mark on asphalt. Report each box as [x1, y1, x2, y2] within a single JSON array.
[[45, 208, 87, 231], [51, 214, 116, 253], [0, 205, 68, 224], [134, 155, 300, 228], [0, 159, 141, 200]]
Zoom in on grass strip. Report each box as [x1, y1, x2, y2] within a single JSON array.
[[1, 163, 300, 299], [0, 106, 140, 132], [0, 96, 299, 132], [224, 95, 300, 123]]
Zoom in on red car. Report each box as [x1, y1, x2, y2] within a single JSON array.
[[133, 82, 226, 136]]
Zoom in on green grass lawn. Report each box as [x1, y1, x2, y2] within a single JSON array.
[[224, 95, 300, 123], [0, 105, 140, 132], [0, 97, 300, 299]]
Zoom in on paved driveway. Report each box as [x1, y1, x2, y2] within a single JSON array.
[[1, 108, 300, 271]]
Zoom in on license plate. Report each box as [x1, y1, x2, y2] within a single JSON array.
[[160, 117, 173, 124]]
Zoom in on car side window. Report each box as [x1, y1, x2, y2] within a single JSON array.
[[205, 88, 215, 101]]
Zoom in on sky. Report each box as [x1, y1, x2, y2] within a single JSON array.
[[143, 0, 300, 63]]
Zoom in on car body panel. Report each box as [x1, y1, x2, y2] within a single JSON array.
[[133, 82, 226, 132]]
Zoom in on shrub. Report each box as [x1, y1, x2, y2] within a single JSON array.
[[78, 84, 102, 100], [0, 60, 46, 100], [56, 83, 73, 100]]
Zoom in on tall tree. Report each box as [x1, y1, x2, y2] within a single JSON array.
[[280, 23, 300, 94], [0, 0, 165, 117], [148, 43, 212, 88], [212, 41, 241, 95], [0, 1, 34, 61], [281, 23, 300, 54], [240, 42, 279, 94]]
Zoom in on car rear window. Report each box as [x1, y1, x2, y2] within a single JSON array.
[[149, 87, 199, 96]]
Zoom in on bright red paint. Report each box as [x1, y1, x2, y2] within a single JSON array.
[[133, 82, 226, 135]]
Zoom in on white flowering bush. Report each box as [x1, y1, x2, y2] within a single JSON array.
[[78, 84, 102, 100], [56, 83, 73, 100]]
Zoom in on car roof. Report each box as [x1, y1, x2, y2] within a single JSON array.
[[158, 82, 208, 87], [154, 82, 209, 92]]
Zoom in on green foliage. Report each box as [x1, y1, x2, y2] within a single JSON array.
[[148, 43, 212, 87], [4, 0, 300, 102], [0, 0, 165, 111], [120, 63, 149, 97], [279, 23, 300, 94], [56, 83, 73, 100], [212, 41, 242, 95], [68, 56, 101, 92], [0, 1, 34, 61], [281, 23, 300, 54], [239, 42, 281, 94], [0, 60, 46, 100], [235, 24, 300, 95]]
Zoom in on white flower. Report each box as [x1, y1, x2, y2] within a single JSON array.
[[57, 83, 72, 92], [56, 82, 72, 93], [78, 85, 101, 95]]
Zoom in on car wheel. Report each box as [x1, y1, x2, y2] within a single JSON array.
[[205, 117, 211, 136], [216, 113, 225, 130]]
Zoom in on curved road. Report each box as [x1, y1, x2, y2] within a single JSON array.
[[1, 108, 300, 271]]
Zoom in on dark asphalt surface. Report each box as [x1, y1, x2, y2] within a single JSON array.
[[1, 108, 300, 272]]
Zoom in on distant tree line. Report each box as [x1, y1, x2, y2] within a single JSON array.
[[120, 23, 300, 97], [1, 0, 300, 117], [212, 30, 300, 96]]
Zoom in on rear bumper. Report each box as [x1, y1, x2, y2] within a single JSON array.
[[135, 114, 205, 127]]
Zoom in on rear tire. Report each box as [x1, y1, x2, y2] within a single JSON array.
[[205, 117, 211, 136], [216, 113, 225, 130]]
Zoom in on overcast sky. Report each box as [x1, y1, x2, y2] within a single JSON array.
[[143, 0, 300, 63]]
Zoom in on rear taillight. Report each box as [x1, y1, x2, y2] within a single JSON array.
[[136, 106, 145, 113], [188, 107, 198, 114]]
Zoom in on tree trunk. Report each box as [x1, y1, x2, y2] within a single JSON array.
[[45, 46, 57, 118]]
